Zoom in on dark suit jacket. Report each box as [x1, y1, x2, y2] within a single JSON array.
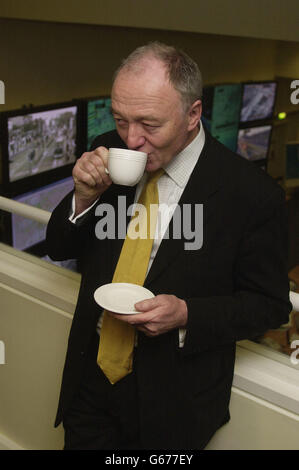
[[46, 129, 291, 449]]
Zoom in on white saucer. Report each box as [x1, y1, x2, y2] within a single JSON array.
[[94, 282, 155, 314]]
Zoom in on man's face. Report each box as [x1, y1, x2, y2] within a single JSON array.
[[111, 59, 201, 172]]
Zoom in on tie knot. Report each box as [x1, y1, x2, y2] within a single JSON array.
[[147, 168, 164, 185]]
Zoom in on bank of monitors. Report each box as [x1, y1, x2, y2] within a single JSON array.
[[236, 81, 277, 166], [0, 84, 277, 195], [202, 81, 277, 164], [0, 101, 82, 196]]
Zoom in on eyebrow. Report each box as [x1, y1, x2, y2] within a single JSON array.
[[111, 108, 161, 124]]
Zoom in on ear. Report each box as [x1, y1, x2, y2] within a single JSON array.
[[187, 100, 202, 131]]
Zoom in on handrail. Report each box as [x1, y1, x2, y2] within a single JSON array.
[[0, 195, 51, 225], [0, 194, 299, 310]]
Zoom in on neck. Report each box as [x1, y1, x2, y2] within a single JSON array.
[[181, 124, 200, 152]]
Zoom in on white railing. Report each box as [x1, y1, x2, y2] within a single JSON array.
[[0, 195, 51, 225], [0, 195, 299, 310]]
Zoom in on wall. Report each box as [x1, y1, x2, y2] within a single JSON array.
[[206, 388, 299, 450], [1, 0, 299, 42], [0, 283, 69, 449], [0, 244, 79, 450], [276, 42, 299, 78], [0, 17, 280, 113], [0, 245, 299, 450]]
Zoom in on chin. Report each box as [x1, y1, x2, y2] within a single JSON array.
[[145, 160, 161, 172]]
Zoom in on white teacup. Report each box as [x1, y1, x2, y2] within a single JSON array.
[[108, 148, 147, 186]]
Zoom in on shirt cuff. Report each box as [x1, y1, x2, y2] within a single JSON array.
[[69, 194, 99, 224], [179, 328, 186, 348]]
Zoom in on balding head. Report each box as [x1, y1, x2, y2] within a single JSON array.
[[113, 42, 203, 112]]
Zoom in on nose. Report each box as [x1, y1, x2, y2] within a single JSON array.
[[126, 123, 146, 150]]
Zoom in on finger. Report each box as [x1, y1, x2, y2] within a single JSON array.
[[75, 154, 111, 187], [74, 162, 101, 187], [135, 296, 159, 312], [94, 146, 109, 169], [89, 149, 112, 186], [110, 311, 148, 324], [87, 159, 111, 187], [136, 323, 160, 337], [73, 164, 97, 187], [136, 325, 155, 336]]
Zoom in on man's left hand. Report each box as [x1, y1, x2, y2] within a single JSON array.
[[110, 294, 188, 337]]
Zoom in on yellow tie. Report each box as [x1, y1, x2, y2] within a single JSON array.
[[97, 168, 164, 384]]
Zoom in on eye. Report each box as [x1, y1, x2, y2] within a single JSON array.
[[143, 123, 159, 130], [114, 118, 127, 127]]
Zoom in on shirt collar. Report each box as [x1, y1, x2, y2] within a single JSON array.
[[163, 121, 205, 188]]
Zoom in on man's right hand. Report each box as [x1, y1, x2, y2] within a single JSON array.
[[72, 146, 112, 216]]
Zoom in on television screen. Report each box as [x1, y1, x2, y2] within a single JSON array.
[[87, 97, 115, 150], [211, 84, 242, 131], [240, 82, 277, 123], [212, 126, 238, 152], [12, 177, 74, 251], [0, 101, 82, 196], [236, 125, 272, 161], [8, 106, 77, 182]]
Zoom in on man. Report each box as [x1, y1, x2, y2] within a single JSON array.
[[46, 42, 291, 450]]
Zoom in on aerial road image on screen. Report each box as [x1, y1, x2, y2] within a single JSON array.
[[240, 83, 276, 123], [237, 125, 272, 161], [8, 106, 77, 182]]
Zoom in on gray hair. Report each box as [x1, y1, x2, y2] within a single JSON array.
[[113, 42, 203, 111]]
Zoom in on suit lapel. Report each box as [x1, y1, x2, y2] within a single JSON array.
[[145, 132, 221, 287]]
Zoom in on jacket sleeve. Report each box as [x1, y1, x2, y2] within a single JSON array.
[[45, 190, 96, 262], [46, 130, 124, 262], [182, 185, 292, 354]]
